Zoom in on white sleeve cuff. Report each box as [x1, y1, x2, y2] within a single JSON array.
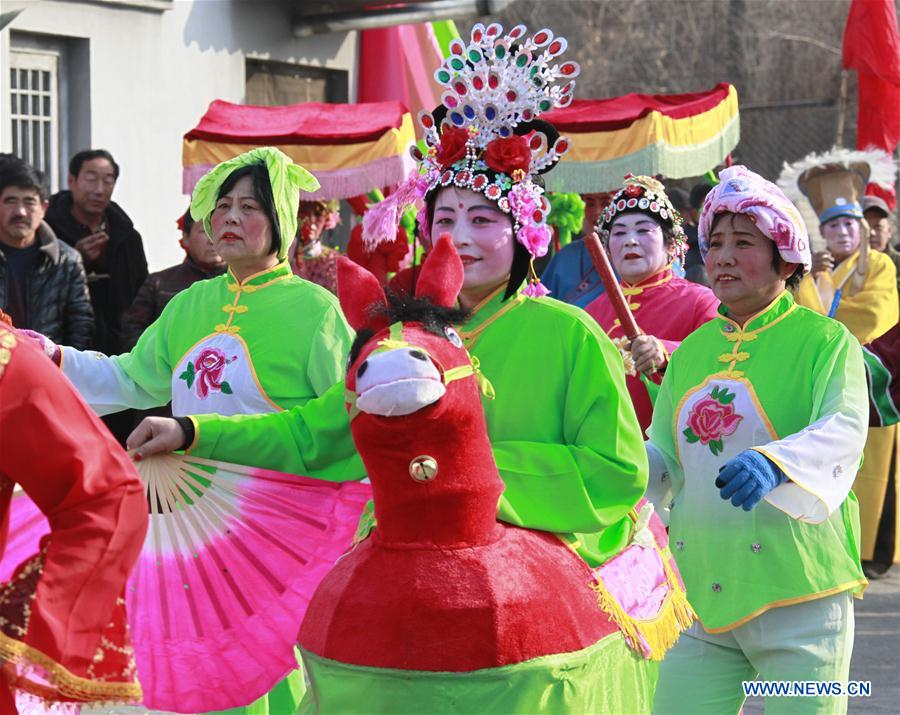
[[61, 347, 159, 415]]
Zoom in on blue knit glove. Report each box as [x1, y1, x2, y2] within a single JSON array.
[[714, 450, 788, 511]]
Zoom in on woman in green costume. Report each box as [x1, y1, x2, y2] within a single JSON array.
[[34, 147, 353, 714], [649, 166, 868, 715]]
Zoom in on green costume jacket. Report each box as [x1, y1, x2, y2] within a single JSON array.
[[61, 261, 352, 417], [647, 292, 868, 632], [191, 286, 648, 566]]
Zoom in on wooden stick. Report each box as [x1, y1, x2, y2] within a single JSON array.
[[836, 69, 849, 148], [584, 232, 642, 340]]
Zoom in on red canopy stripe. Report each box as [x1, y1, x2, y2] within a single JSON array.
[[185, 99, 411, 146], [544, 83, 734, 133]]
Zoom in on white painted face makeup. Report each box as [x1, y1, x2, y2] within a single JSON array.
[[432, 186, 515, 310], [821, 216, 862, 263], [608, 213, 670, 284]]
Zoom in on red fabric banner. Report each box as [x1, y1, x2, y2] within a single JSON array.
[[357, 24, 442, 137], [842, 0, 900, 152]]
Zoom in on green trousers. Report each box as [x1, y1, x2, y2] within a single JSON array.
[[653, 591, 855, 715]]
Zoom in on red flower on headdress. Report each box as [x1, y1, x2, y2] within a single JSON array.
[[624, 184, 643, 198], [484, 136, 532, 175], [435, 127, 469, 169]]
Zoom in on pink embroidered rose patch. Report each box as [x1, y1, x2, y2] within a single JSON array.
[[179, 347, 237, 399], [683, 386, 743, 456]]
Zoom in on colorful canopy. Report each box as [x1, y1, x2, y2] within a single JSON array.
[[182, 100, 416, 199], [542, 83, 740, 193]]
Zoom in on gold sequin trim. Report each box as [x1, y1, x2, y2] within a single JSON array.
[[612, 336, 637, 376], [0, 328, 16, 379]]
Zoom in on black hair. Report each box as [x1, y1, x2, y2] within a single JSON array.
[[346, 288, 471, 368], [216, 163, 282, 257], [181, 207, 195, 235], [667, 187, 690, 212], [420, 105, 559, 301], [690, 183, 712, 211], [709, 212, 804, 289], [69, 149, 120, 180], [774, 253, 804, 290], [0, 155, 47, 201]]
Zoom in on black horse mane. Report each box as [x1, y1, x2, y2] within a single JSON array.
[[347, 288, 470, 369]]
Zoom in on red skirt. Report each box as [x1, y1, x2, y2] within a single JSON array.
[[0, 541, 141, 706]]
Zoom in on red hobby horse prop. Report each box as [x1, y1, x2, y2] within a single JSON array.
[[296, 236, 693, 713]]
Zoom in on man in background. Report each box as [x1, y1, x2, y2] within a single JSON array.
[[45, 148, 147, 443], [45, 149, 147, 355], [0, 156, 93, 348], [863, 194, 900, 293]]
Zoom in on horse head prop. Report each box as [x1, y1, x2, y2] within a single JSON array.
[[338, 234, 502, 547], [298, 236, 618, 675]]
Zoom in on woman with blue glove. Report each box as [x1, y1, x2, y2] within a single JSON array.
[[647, 166, 869, 715]]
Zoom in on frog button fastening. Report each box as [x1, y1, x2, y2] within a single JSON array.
[[409, 456, 439, 482]]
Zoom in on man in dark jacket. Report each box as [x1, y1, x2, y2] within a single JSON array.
[[0, 157, 93, 348], [45, 149, 147, 356]]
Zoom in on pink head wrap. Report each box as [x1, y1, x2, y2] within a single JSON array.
[[699, 165, 811, 273]]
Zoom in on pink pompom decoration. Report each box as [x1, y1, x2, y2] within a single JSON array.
[[518, 224, 552, 259], [523, 280, 550, 298]]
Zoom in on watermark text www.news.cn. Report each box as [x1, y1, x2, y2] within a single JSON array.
[[743, 681, 872, 698]]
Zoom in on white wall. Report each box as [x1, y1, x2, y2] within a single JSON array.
[[0, 0, 358, 271]]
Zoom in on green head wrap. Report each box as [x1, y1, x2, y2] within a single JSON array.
[[190, 147, 320, 261]]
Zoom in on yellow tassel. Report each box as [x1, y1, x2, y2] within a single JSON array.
[[591, 550, 696, 662], [470, 355, 495, 400]]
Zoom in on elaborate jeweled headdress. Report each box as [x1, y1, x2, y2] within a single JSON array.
[[594, 174, 688, 264], [363, 22, 579, 297]]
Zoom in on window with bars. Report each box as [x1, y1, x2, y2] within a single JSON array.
[[9, 50, 58, 191]]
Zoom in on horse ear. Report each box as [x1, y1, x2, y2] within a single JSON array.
[[415, 233, 463, 308], [337, 257, 390, 332]]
